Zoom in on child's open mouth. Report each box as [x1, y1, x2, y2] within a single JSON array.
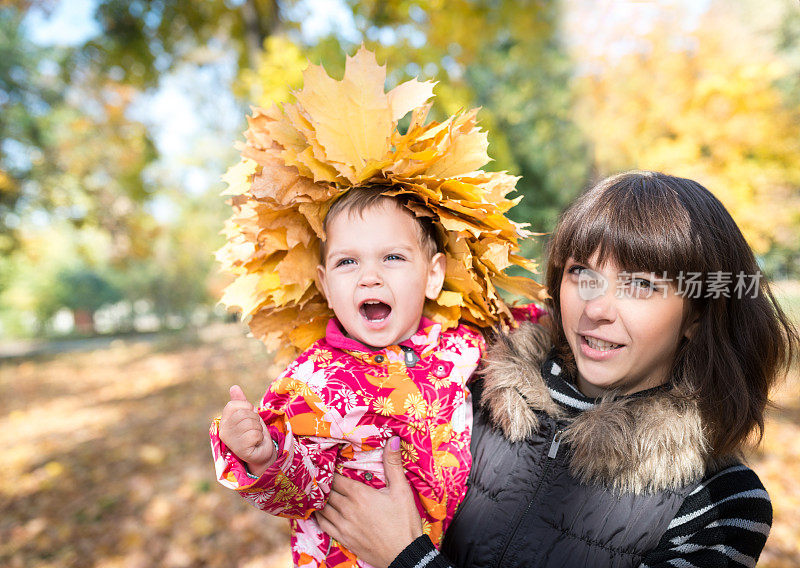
[[360, 301, 392, 322]]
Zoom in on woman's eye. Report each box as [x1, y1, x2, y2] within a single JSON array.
[[567, 264, 586, 276], [623, 274, 663, 298]]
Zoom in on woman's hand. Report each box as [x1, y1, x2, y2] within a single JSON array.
[[316, 437, 423, 568]]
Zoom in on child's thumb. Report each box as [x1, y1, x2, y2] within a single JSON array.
[[383, 437, 408, 491], [229, 384, 248, 402]]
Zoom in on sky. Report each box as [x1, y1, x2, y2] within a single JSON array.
[[24, 0, 100, 46]]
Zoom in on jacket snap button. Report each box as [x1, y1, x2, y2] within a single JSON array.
[[374, 355, 385, 363], [363, 472, 373, 481], [433, 362, 449, 378]]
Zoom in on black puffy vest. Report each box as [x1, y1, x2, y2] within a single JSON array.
[[441, 383, 695, 567]]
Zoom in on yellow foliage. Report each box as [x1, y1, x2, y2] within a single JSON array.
[[0, 169, 18, 194], [237, 36, 307, 107], [574, 6, 800, 253]]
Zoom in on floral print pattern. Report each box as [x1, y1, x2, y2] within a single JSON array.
[[210, 317, 485, 567]]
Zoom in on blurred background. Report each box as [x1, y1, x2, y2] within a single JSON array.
[[1, 0, 798, 566]]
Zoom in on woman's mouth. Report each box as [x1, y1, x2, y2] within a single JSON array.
[[580, 334, 624, 360], [360, 301, 392, 322], [584, 336, 623, 351]]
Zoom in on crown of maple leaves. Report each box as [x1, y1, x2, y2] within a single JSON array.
[[216, 46, 545, 363]]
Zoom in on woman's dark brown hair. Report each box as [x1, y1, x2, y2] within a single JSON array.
[[545, 171, 798, 456]]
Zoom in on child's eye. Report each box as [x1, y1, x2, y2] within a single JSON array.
[[335, 258, 355, 267], [385, 254, 405, 262]]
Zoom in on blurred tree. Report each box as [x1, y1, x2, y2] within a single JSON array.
[[0, 7, 65, 254], [728, 0, 800, 106], [76, 0, 286, 88], [48, 80, 159, 261], [0, 221, 114, 335], [0, 7, 161, 265], [52, 267, 123, 333], [726, 0, 800, 276], [114, 188, 225, 326], [572, 3, 800, 259]]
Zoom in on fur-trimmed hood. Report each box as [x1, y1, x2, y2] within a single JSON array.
[[480, 322, 728, 494]]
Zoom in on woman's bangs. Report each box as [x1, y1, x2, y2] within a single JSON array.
[[558, 181, 696, 278]]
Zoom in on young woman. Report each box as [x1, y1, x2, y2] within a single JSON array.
[[314, 171, 799, 568]]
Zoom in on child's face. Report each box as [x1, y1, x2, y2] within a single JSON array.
[[317, 202, 445, 349], [559, 250, 695, 397]]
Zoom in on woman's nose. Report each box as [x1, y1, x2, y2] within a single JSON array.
[[579, 270, 617, 321], [583, 290, 617, 321]]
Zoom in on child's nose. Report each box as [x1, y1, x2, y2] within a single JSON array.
[[358, 266, 383, 287]]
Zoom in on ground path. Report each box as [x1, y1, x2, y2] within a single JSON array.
[[1, 323, 797, 567]]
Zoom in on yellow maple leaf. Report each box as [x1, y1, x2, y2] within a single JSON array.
[[220, 272, 270, 317], [387, 78, 436, 122], [277, 243, 319, 288], [436, 290, 464, 307], [248, 155, 331, 204], [293, 46, 393, 183], [220, 159, 258, 196]]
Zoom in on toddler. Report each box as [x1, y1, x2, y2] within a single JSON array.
[[209, 45, 542, 568], [210, 188, 485, 567]]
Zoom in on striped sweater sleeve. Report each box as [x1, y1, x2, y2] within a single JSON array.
[[640, 464, 772, 568], [389, 536, 454, 568]]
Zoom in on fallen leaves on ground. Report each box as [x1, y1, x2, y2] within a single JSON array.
[[0, 325, 291, 568], [0, 324, 797, 567], [746, 363, 800, 568]]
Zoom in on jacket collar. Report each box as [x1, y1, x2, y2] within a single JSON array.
[[324, 317, 442, 361], [480, 322, 723, 494], [541, 353, 671, 416]]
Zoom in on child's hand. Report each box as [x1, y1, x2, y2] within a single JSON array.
[[219, 385, 276, 477]]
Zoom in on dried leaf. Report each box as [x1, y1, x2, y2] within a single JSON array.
[[220, 159, 258, 196], [387, 78, 436, 122], [249, 156, 333, 204], [426, 128, 490, 178], [436, 290, 463, 307], [277, 244, 319, 288], [293, 46, 392, 182]]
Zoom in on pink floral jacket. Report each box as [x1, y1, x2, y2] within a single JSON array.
[[210, 317, 485, 567]]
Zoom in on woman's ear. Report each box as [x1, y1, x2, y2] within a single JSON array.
[[683, 312, 700, 340], [425, 253, 447, 300]]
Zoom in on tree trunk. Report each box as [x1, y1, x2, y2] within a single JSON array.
[[240, 0, 281, 69], [73, 309, 95, 335]]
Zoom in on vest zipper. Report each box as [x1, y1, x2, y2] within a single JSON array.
[[494, 424, 564, 566], [548, 429, 564, 459]]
